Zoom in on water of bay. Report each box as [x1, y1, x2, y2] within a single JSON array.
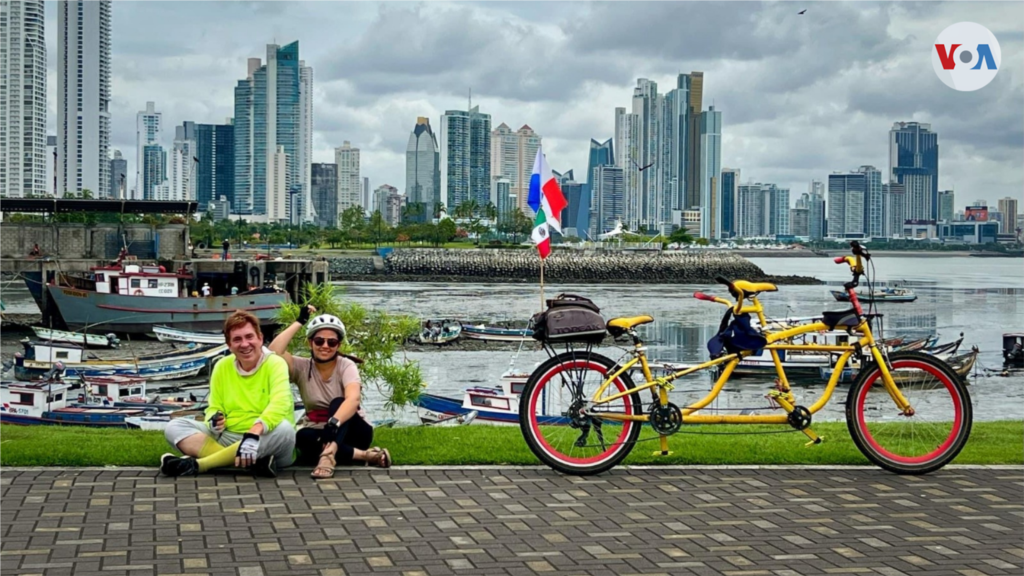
[[338, 256, 1023, 423]]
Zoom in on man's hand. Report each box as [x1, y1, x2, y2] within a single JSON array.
[[208, 411, 225, 433], [235, 433, 260, 468]]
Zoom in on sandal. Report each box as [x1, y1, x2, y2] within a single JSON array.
[[364, 447, 392, 469], [311, 452, 336, 479]]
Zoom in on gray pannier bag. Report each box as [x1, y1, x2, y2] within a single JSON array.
[[530, 294, 607, 344]]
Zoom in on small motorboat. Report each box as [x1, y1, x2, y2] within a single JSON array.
[[831, 286, 917, 303], [153, 326, 224, 345], [1004, 333, 1024, 367], [460, 324, 534, 342], [31, 327, 120, 349], [415, 320, 462, 345], [415, 372, 529, 425]]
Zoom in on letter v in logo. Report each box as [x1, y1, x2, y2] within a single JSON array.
[[934, 44, 961, 70]]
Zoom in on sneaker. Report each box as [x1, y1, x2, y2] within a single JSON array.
[[250, 455, 277, 478], [160, 453, 199, 477]]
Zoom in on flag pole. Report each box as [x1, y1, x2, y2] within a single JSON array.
[[540, 258, 545, 311]]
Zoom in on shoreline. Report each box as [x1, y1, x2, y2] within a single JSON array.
[[737, 249, 1021, 258]]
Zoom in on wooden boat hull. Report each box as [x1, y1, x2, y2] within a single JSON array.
[[153, 326, 224, 345], [31, 327, 119, 348], [14, 344, 227, 382], [46, 285, 287, 335], [460, 326, 534, 342], [831, 290, 917, 303], [0, 408, 157, 427]]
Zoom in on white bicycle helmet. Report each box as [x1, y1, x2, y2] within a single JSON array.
[[305, 314, 346, 341]]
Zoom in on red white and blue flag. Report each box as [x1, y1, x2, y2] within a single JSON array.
[[526, 148, 568, 259]]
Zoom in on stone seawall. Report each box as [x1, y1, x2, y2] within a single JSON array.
[[330, 249, 818, 284]]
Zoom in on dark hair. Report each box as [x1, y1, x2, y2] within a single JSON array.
[[223, 310, 262, 342]]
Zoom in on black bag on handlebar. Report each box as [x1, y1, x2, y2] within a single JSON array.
[[707, 311, 767, 358], [531, 294, 607, 344]]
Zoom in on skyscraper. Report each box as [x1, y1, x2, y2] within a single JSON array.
[[136, 102, 162, 200], [335, 141, 360, 216], [195, 123, 235, 212], [311, 163, 338, 228], [889, 121, 938, 220], [885, 182, 906, 237], [661, 75, 690, 213], [405, 117, 440, 221], [699, 106, 722, 239], [593, 165, 624, 234], [108, 150, 126, 199], [808, 183, 826, 240], [1, 0, 47, 197], [768, 185, 790, 236], [168, 122, 197, 203], [684, 72, 704, 211], [440, 106, 491, 210], [631, 79, 661, 229], [720, 168, 739, 237], [736, 184, 767, 238], [490, 123, 541, 214], [998, 197, 1019, 235], [142, 144, 165, 201], [232, 42, 310, 218], [938, 190, 955, 222], [858, 165, 884, 237], [828, 171, 867, 238], [614, 106, 640, 229], [296, 62, 313, 224], [581, 138, 614, 239], [57, 0, 111, 197]]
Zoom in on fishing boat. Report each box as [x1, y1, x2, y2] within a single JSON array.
[[1, 378, 163, 427], [460, 324, 534, 342], [124, 401, 307, 431], [13, 340, 227, 382], [153, 326, 224, 345], [33, 262, 287, 335], [31, 327, 120, 349], [414, 320, 462, 345], [820, 347, 978, 383], [1003, 333, 1024, 367], [831, 286, 917, 303], [415, 372, 530, 424]]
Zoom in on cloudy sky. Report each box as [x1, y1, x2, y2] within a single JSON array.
[[45, 1, 1023, 210]]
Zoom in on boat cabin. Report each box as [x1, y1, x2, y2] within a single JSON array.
[[1, 381, 73, 418], [91, 264, 188, 298], [1004, 333, 1024, 367], [18, 341, 84, 364], [78, 377, 147, 405]]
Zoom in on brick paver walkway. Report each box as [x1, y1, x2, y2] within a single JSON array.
[[2, 467, 1022, 576]]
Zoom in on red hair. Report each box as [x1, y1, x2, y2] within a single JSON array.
[[223, 310, 262, 342]]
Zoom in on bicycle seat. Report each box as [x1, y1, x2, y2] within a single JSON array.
[[734, 280, 778, 295], [607, 315, 654, 331], [822, 309, 861, 330]]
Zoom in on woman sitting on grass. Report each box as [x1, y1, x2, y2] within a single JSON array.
[[268, 305, 391, 478]]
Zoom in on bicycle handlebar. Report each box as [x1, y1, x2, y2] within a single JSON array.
[[693, 291, 732, 306], [834, 256, 848, 264]]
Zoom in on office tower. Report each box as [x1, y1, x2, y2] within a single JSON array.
[[662, 75, 690, 213], [57, 0, 111, 197], [405, 117, 440, 221], [296, 62, 313, 224], [593, 165, 624, 233], [998, 197, 1018, 234], [631, 78, 661, 229], [335, 141, 360, 217], [1, 0, 47, 197], [135, 102, 162, 199], [311, 163, 338, 228], [720, 168, 739, 237], [233, 42, 310, 216], [440, 106, 490, 210], [490, 123, 541, 214], [108, 150, 127, 199], [558, 172, 584, 236], [167, 122, 197, 202], [268, 145, 288, 221], [790, 206, 810, 237], [736, 184, 767, 238], [492, 177, 514, 223], [827, 171, 867, 238], [938, 190, 955, 222], [142, 144, 166, 200], [195, 122, 235, 212], [858, 165, 884, 237], [807, 185, 826, 240], [889, 121, 938, 220], [373, 184, 401, 225], [768, 184, 790, 236], [699, 106, 722, 238], [362, 176, 370, 214], [885, 182, 906, 237], [684, 72, 704, 210], [580, 138, 614, 239]]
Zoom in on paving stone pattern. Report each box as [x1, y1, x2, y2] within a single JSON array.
[[2, 468, 1022, 576]]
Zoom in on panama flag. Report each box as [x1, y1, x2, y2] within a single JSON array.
[[526, 148, 568, 259]]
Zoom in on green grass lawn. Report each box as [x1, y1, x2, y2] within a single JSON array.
[[1, 421, 1021, 467]]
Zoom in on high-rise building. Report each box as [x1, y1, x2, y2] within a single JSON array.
[[135, 102, 162, 200], [768, 185, 790, 237], [168, 122, 197, 203], [736, 183, 767, 238], [938, 190, 955, 222], [1, 0, 47, 197], [142, 144, 166, 201], [335, 141, 360, 217], [593, 165, 624, 234], [807, 184, 826, 241], [631, 79, 662, 229], [373, 184, 402, 226], [490, 123, 541, 214], [662, 74, 690, 212], [581, 138, 614, 239], [720, 168, 739, 237], [311, 163, 338, 228], [195, 123, 234, 212], [684, 72, 704, 211], [699, 106, 722, 239], [790, 206, 809, 237], [492, 177, 515, 224], [57, 0, 111, 197], [889, 121, 938, 220], [46, 134, 56, 196], [998, 197, 1019, 234], [614, 106, 641, 229], [884, 182, 906, 237], [108, 150, 127, 199], [858, 165, 884, 237], [362, 176, 370, 214], [827, 171, 867, 238], [440, 106, 491, 210], [405, 117, 440, 221], [268, 145, 288, 222], [558, 171, 584, 238], [232, 42, 311, 216]]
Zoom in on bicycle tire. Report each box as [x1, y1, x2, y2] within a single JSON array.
[[519, 351, 643, 476], [846, 351, 972, 475]]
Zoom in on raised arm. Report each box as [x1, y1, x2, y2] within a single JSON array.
[[268, 305, 314, 369]]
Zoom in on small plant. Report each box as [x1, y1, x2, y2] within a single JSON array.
[[275, 282, 424, 411]]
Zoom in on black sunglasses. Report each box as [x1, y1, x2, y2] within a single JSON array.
[[311, 337, 340, 348]]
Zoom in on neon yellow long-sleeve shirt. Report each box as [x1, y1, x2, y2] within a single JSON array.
[[204, 352, 294, 433]]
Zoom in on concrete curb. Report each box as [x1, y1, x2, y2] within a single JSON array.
[[3, 464, 1022, 472]]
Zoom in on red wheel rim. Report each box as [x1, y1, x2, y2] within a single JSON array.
[[856, 359, 964, 465], [527, 360, 635, 466]]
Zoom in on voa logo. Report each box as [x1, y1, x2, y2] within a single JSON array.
[[932, 22, 1001, 92]]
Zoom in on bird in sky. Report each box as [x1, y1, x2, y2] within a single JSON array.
[[630, 158, 656, 172], [798, 9, 807, 14]]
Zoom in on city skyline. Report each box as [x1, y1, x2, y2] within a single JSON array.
[[20, 1, 1024, 211]]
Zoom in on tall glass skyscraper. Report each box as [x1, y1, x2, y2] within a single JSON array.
[[440, 106, 490, 210], [581, 138, 614, 239], [195, 123, 234, 212], [720, 168, 739, 237], [858, 165, 884, 237], [699, 106, 722, 239], [889, 122, 938, 221], [1, 0, 47, 197], [828, 172, 867, 238], [405, 117, 440, 220]]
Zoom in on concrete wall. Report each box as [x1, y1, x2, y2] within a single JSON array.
[[0, 222, 187, 260]]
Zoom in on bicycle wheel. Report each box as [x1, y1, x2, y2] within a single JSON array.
[[519, 351, 643, 476], [846, 351, 972, 474]]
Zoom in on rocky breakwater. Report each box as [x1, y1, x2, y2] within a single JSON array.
[[379, 249, 819, 284]]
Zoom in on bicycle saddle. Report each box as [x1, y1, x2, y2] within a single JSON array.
[[733, 280, 778, 294], [606, 315, 654, 333]]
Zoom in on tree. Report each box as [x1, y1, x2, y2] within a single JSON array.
[[437, 219, 457, 245], [368, 210, 387, 248], [483, 201, 498, 222], [668, 228, 695, 245]]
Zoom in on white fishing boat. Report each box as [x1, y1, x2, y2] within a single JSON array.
[[153, 326, 224, 345], [31, 327, 120, 349], [13, 341, 227, 382], [415, 372, 529, 425], [124, 402, 307, 431], [415, 320, 462, 345]]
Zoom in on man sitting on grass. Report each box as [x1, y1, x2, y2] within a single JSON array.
[[160, 310, 295, 477]]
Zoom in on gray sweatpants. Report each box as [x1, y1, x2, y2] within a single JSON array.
[[165, 418, 296, 467]]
